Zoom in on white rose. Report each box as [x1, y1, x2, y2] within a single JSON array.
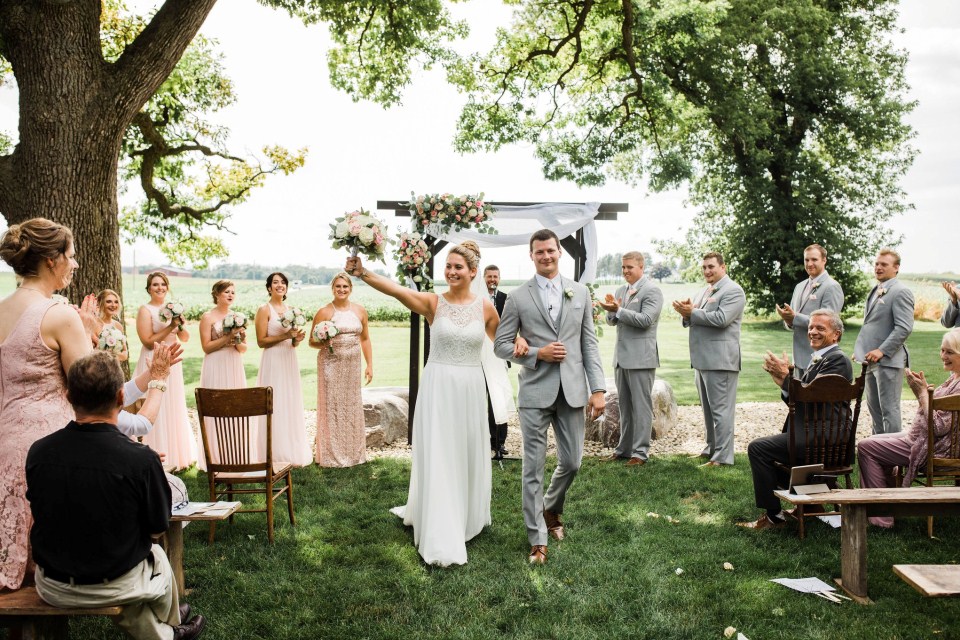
[[335, 221, 349, 238], [358, 227, 375, 245]]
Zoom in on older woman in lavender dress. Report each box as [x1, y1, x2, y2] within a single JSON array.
[[857, 327, 960, 527]]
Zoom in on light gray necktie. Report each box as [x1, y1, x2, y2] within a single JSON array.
[[548, 282, 560, 324]]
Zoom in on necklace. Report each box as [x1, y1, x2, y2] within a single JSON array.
[[17, 286, 49, 296]]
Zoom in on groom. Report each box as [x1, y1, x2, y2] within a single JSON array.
[[494, 229, 606, 565]]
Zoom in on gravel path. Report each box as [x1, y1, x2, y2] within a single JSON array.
[[184, 398, 921, 463]]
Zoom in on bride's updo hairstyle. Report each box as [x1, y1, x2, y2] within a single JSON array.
[[0, 218, 73, 277], [449, 241, 481, 272]]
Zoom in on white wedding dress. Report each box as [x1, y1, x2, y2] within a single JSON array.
[[390, 295, 492, 566]]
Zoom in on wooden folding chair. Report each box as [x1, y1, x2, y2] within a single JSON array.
[[776, 365, 866, 538], [195, 387, 295, 543], [918, 390, 960, 537]]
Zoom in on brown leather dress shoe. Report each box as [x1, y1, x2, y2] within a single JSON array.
[[178, 603, 191, 623], [601, 454, 626, 462], [736, 514, 786, 531], [543, 509, 565, 541], [528, 545, 548, 565], [173, 614, 206, 640], [699, 461, 723, 467], [626, 457, 646, 466]]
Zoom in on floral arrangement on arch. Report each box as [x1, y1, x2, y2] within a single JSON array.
[[585, 282, 604, 337], [394, 231, 433, 291], [407, 191, 497, 236], [329, 209, 389, 263]]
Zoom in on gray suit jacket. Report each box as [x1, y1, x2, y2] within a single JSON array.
[[942, 300, 960, 328], [494, 276, 605, 409], [682, 275, 746, 372], [605, 276, 662, 370], [786, 272, 844, 370], [853, 277, 914, 369]]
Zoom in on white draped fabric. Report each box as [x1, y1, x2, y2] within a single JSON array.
[[425, 201, 601, 283]]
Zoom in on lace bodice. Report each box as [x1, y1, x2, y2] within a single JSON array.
[[429, 295, 485, 367]]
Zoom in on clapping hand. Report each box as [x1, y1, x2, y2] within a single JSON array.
[[149, 342, 184, 380], [762, 350, 791, 386], [775, 302, 796, 325], [942, 281, 959, 304], [672, 298, 693, 319], [905, 368, 929, 400], [597, 293, 618, 313], [78, 294, 101, 337]]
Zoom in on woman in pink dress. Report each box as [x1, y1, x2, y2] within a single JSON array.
[[196, 280, 249, 472], [309, 272, 373, 467], [255, 272, 311, 467], [94, 288, 129, 362], [135, 271, 196, 470]]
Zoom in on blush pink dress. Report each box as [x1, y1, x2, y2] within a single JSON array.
[[196, 319, 248, 472], [256, 305, 311, 467], [134, 303, 196, 470], [315, 307, 366, 467], [0, 300, 74, 589]]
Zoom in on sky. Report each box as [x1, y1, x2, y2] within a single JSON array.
[[1, 0, 958, 279]]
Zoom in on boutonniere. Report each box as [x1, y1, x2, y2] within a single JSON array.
[[877, 287, 887, 298], [811, 281, 822, 291], [564, 288, 574, 299], [627, 287, 636, 296], [811, 355, 823, 364], [710, 286, 718, 295]]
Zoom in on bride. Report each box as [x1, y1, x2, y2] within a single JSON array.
[[346, 241, 503, 566]]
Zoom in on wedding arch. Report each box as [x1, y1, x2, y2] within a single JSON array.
[[375, 200, 627, 439]]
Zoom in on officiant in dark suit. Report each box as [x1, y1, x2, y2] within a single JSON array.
[[485, 265, 510, 459], [738, 309, 853, 530]]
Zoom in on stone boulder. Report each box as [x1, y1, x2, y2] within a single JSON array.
[[365, 426, 385, 448], [585, 377, 678, 447], [361, 387, 410, 445]]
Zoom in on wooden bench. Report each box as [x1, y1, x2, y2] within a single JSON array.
[[773, 486, 960, 603], [0, 586, 121, 639], [893, 564, 960, 597]]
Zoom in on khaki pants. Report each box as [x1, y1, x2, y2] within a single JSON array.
[[36, 544, 180, 640]]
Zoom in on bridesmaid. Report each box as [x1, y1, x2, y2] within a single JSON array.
[[197, 280, 248, 471], [95, 288, 129, 362], [254, 272, 311, 467], [135, 271, 196, 470], [309, 272, 373, 467]]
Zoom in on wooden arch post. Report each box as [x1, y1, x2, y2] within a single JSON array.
[[375, 200, 627, 442]]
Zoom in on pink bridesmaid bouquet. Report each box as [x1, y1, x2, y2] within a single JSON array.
[[280, 307, 307, 344], [96, 325, 127, 355], [222, 311, 248, 343], [312, 320, 339, 354], [158, 301, 185, 326]]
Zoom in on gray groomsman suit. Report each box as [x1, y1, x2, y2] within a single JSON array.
[[606, 276, 663, 460], [942, 299, 960, 328], [785, 272, 844, 370], [853, 277, 914, 434], [494, 275, 605, 547], [683, 275, 746, 465]]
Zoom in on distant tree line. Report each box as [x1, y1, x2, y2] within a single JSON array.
[[596, 253, 675, 284]]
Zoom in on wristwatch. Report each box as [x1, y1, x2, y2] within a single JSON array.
[[147, 380, 167, 392]]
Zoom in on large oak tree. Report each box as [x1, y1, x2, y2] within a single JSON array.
[[0, 0, 464, 299]]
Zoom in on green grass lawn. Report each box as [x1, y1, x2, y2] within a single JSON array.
[[59, 455, 960, 640], [1, 273, 953, 408]]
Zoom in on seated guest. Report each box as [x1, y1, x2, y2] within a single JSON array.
[[26, 352, 206, 640], [858, 327, 960, 527], [738, 309, 854, 530]]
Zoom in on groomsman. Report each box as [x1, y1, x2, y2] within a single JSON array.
[[776, 244, 844, 371], [484, 265, 509, 459], [673, 252, 746, 466], [597, 252, 663, 466], [854, 249, 914, 434], [941, 281, 959, 328]]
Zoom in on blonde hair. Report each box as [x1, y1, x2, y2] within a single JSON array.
[[330, 272, 353, 291], [0, 218, 74, 277], [622, 251, 645, 266], [878, 248, 901, 266], [448, 241, 481, 271], [97, 289, 121, 319]]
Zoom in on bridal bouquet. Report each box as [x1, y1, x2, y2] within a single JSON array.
[[312, 320, 339, 354], [394, 231, 433, 291], [407, 191, 496, 236], [222, 311, 248, 343], [280, 307, 307, 344], [329, 209, 389, 263], [96, 325, 127, 355], [158, 301, 185, 326]]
